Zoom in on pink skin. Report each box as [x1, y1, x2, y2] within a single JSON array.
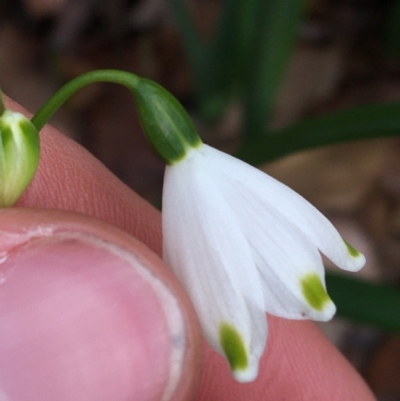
[[0, 209, 202, 401], [1, 96, 376, 400], [0, 235, 171, 401]]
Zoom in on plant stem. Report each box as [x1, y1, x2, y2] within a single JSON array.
[[31, 70, 140, 131]]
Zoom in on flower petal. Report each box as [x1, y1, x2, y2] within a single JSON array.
[[162, 149, 266, 381], [219, 178, 336, 321], [204, 145, 365, 272]]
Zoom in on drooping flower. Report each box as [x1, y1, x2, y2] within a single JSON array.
[[130, 77, 365, 383], [162, 143, 365, 383]]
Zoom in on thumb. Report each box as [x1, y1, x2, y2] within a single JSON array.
[[0, 208, 202, 401]]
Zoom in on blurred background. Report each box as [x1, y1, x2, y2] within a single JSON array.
[[1, 0, 400, 399]]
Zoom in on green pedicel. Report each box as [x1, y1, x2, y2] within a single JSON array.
[[31, 71, 203, 166], [301, 273, 331, 311], [219, 323, 248, 372]]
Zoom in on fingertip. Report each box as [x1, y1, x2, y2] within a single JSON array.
[[196, 316, 376, 401], [0, 209, 203, 401]]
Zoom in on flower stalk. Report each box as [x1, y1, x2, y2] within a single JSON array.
[[31, 71, 201, 164]]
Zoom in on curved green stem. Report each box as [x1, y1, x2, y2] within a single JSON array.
[[31, 70, 201, 164], [31, 70, 140, 131]]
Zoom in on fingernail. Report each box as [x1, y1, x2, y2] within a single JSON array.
[[0, 233, 185, 401]]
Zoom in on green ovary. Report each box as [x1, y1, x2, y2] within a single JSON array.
[[219, 323, 248, 372], [301, 273, 331, 311]]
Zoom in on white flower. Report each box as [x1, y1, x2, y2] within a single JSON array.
[[162, 143, 365, 383], [127, 76, 365, 382]]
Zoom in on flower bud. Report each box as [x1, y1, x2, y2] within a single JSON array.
[[0, 109, 39, 206]]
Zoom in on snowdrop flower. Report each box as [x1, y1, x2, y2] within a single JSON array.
[[132, 78, 365, 383], [162, 144, 365, 382]]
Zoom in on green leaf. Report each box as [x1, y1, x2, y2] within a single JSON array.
[[326, 273, 400, 334], [169, 0, 237, 121], [383, 0, 400, 59], [242, 0, 307, 140], [198, 0, 258, 121], [170, 0, 260, 121], [237, 102, 400, 165], [169, 0, 207, 82]]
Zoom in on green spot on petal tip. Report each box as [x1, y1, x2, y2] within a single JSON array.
[[344, 240, 361, 258], [219, 323, 248, 372], [301, 273, 331, 311]]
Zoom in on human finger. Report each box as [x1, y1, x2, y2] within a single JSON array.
[[0, 208, 202, 401]]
